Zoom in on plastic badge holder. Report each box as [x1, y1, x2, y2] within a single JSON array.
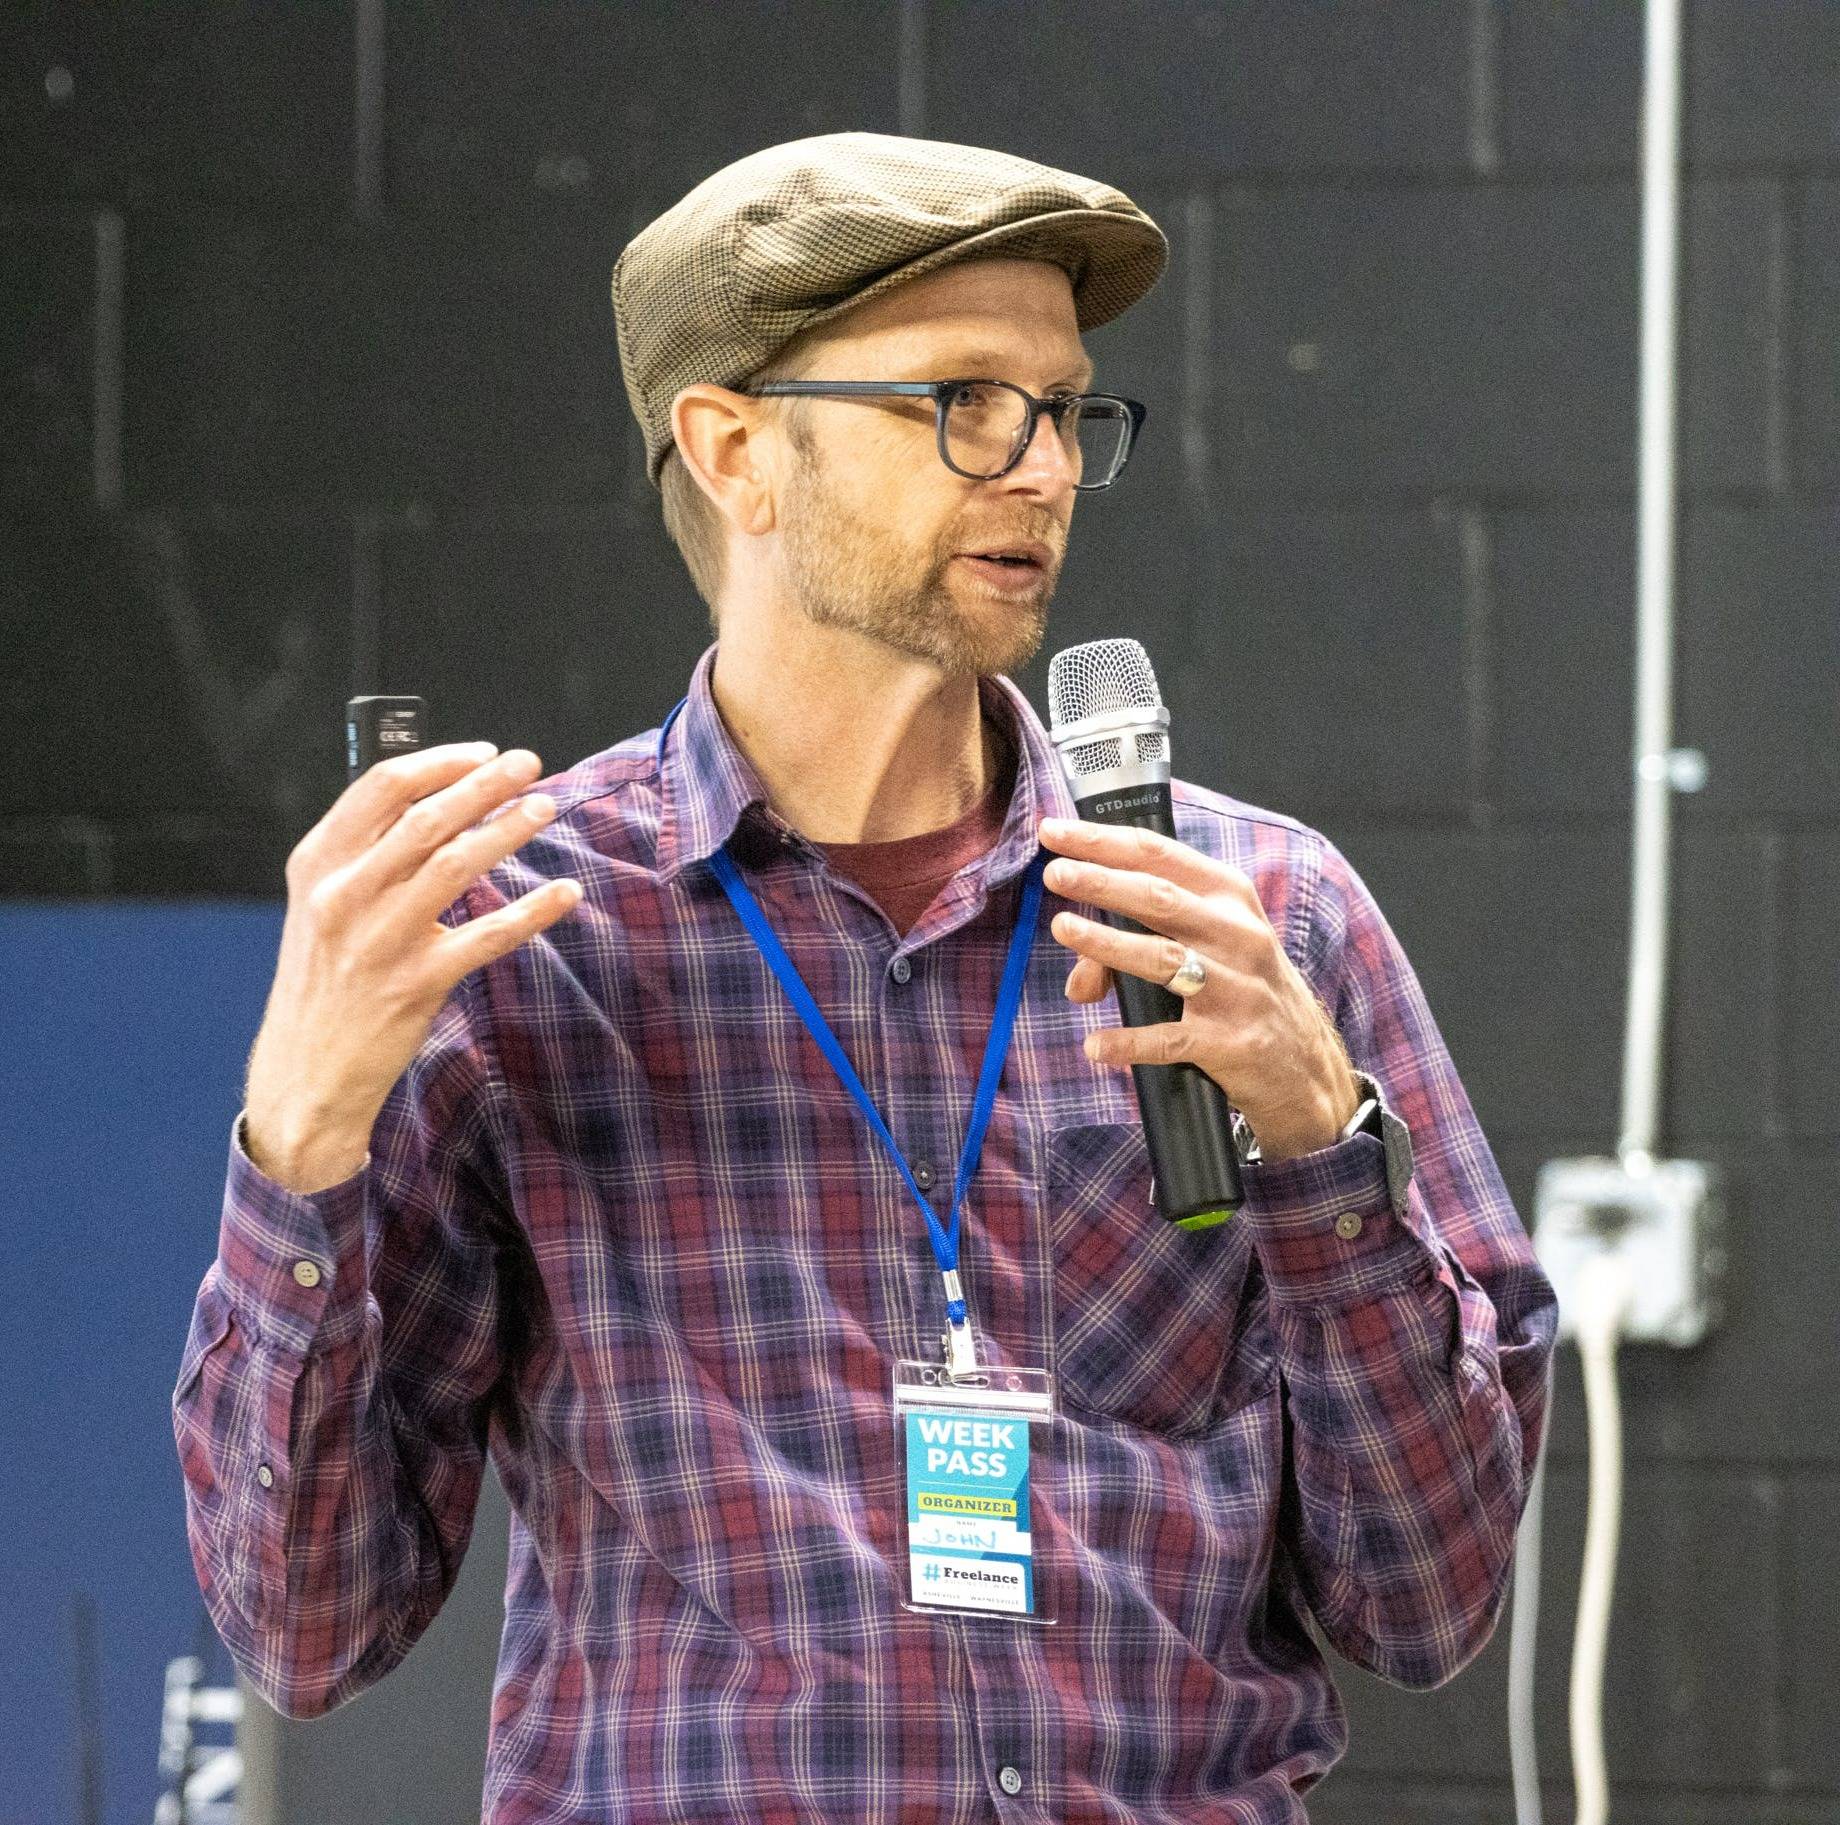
[[892, 1357, 1056, 1625]]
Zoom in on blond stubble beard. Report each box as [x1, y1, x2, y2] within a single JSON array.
[[775, 433, 1050, 679]]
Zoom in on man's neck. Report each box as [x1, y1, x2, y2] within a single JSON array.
[[709, 618, 1004, 844]]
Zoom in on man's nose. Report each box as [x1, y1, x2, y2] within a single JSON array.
[[1000, 407, 1079, 494]]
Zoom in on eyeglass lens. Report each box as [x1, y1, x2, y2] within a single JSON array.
[[942, 383, 1130, 485]]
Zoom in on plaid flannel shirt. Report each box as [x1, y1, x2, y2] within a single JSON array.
[[174, 639, 1558, 1823]]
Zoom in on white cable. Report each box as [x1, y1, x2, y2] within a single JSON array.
[[1511, 0, 1685, 1809], [1569, 1254, 1634, 1825], [1508, 1375, 1550, 1825], [1619, 0, 1684, 1171]]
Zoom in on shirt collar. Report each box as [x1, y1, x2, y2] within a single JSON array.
[[653, 640, 1079, 887]]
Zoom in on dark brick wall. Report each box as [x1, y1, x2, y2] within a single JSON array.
[[8, 4, 1833, 1820]]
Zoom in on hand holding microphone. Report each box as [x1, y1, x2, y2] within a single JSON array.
[[1043, 639, 1363, 1222]]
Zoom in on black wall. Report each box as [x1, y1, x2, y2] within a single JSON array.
[[8, 4, 1836, 1821]]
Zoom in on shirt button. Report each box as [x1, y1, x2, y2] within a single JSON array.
[[891, 955, 912, 983], [1334, 1210, 1364, 1240], [997, 1766, 1024, 1796], [292, 1260, 323, 1288], [912, 1159, 935, 1190], [256, 1464, 274, 1488]]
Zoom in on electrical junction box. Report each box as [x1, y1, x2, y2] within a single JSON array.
[[1531, 1155, 1725, 1347]]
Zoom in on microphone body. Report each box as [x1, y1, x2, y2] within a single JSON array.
[[1048, 642, 1244, 1229]]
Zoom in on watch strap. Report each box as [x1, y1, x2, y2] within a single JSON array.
[[1232, 1066, 1414, 1218], [1339, 1077, 1382, 1142], [1336, 1068, 1416, 1217]]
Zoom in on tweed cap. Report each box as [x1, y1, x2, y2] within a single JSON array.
[[611, 130, 1168, 488]]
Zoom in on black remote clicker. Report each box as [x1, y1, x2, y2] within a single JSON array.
[[346, 695, 427, 784]]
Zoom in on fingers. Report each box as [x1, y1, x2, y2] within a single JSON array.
[[1063, 953, 1112, 1002], [341, 745, 547, 909], [1038, 816, 1256, 903], [1051, 907, 1201, 997], [366, 766, 572, 945], [427, 875, 585, 990], [261, 742, 584, 1138], [310, 741, 504, 864], [1042, 848, 1231, 949], [1081, 1017, 1194, 1069]]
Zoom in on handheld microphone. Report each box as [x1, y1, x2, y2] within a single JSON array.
[[1046, 639, 1243, 1229]]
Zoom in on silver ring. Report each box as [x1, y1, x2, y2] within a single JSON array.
[[1165, 946, 1208, 998]]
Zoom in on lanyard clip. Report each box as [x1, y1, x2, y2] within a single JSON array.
[[942, 1317, 980, 1380], [939, 1269, 980, 1379]]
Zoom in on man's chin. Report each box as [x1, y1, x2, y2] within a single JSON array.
[[966, 604, 1049, 676], [944, 627, 1047, 678], [800, 575, 1047, 675]]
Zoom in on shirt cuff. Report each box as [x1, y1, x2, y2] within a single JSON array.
[[1234, 1128, 1439, 1309], [216, 1107, 373, 1355]]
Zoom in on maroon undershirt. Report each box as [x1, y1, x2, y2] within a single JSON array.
[[811, 726, 1018, 937]]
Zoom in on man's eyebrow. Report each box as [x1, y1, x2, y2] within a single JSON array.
[[904, 348, 1096, 389]]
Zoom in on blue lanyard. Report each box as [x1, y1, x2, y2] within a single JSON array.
[[705, 837, 1046, 1360]]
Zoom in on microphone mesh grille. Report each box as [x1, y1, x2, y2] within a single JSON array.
[[1047, 639, 1168, 780]]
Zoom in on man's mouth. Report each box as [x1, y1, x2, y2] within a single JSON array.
[[956, 552, 1047, 590], [956, 540, 1051, 571]]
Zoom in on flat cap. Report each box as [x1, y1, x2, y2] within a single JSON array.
[[611, 130, 1168, 488]]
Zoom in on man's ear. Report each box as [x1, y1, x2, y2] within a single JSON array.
[[671, 385, 780, 537]]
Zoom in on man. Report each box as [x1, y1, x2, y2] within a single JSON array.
[[174, 132, 1558, 1823]]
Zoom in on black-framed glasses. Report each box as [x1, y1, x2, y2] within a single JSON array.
[[742, 379, 1148, 490]]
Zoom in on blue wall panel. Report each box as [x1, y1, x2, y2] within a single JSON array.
[[0, 902, 281, 1825]]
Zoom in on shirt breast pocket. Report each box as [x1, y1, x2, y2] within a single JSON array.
[[1045, 1118, 1268, 1438]]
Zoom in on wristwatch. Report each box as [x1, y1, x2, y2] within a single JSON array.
[[1233, 1066, 1415, 1216], [1339, 1076, 1383, 1142]]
